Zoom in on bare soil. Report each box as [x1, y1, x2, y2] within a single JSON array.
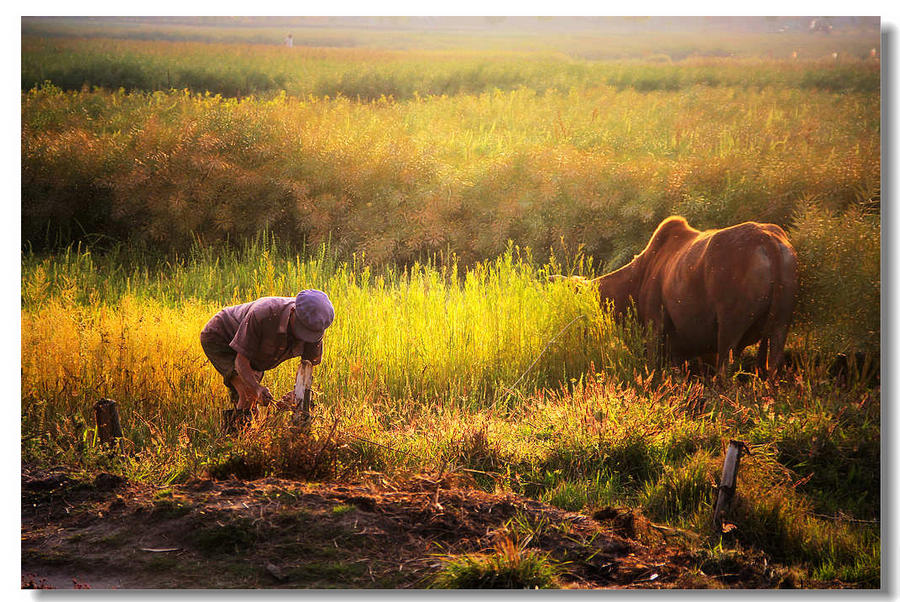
[[21, 464, 805, 589]]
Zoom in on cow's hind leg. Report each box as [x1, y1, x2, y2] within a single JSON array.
[[756, 337, 770, 379], [715, 334, 737, 381], [715, 319, 752, 382], [764, 325, 790, 380]]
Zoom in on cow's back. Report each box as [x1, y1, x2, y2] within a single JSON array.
[[657, 221, 798, 358]]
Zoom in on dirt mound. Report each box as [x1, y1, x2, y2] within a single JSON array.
[[21, 465, 789, 589]]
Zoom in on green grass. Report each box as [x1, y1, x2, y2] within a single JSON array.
[[331, 504, 356, 516], [286, 561, 367, 585], [190, 518, 257, 556], [148, 498, 194, 520]]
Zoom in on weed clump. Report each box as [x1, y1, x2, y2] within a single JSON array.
[[205, 448, 268, 481], [640, 451, 717, 527], [430, 537, 560, 589], [203, 416, 371, 482], [444, 424, 507, 473]]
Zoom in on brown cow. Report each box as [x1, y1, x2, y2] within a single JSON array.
[[560, 216, 798, 378]]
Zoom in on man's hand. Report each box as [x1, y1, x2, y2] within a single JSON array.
[[234, 352, 272, 409], [274, 391, 295, 411]]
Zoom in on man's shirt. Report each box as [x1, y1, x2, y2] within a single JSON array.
[[203, 297, 322, 371]]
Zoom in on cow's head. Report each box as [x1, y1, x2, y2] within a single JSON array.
[[595, 266, 640, 319]]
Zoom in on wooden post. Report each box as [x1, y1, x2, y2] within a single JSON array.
[[291, 360, 315, 428], [713, 440, 747, 530], [94, 398, 123, 450]]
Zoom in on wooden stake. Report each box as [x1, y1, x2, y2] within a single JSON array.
[[713, 439, 748, 530], [292, 360, 315, 428], [94, 398, 123, 450]]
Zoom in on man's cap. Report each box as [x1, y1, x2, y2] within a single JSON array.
[[292, 289, 335, 343]]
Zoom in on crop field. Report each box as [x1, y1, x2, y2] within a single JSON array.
[[21, 17, 880, 590]]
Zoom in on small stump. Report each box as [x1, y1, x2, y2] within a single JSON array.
[[94, 398, 123, 451]]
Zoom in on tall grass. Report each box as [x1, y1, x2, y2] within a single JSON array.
[[20, 242, 880, 585], [21, 241, 652, 421]]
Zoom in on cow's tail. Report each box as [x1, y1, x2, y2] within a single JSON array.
[[759, 230, 795, 377]]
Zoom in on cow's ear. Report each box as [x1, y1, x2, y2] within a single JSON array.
[[548, 274, 583, 293]]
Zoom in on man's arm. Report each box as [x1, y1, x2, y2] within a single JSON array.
[[234, 352, 274, 405], [228, 303, 275, 406]]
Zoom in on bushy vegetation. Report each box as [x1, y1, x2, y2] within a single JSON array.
[[23, 78, 879, 260], [789, 203, 880, 353]]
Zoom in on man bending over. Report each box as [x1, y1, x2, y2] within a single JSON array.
[[200, 289, 334, 429]]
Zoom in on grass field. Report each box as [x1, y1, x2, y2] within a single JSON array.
[[20, 240, 881, 587], [20, 17, 881, 589]]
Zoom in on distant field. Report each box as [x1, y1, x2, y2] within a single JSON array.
[[22, 33, 881, 98], [22, 16, 881, 60]]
